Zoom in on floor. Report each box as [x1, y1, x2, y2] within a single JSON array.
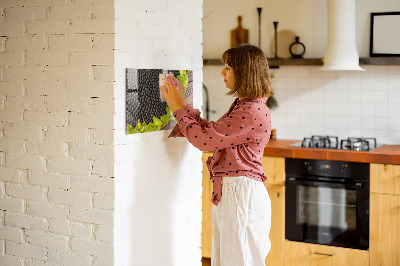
[[202, 257, 211, 266]]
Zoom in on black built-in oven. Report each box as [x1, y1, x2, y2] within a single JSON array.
[[285, 158, 369, 250]]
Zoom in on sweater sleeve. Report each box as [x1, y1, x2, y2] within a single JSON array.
[[172, 106, 257, 152], [168, 104, 211, 138]]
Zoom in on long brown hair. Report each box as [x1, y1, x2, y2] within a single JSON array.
[[221, 44, 273, 99]]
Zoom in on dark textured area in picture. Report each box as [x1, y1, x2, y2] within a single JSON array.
[[126, 68, 193, 134]]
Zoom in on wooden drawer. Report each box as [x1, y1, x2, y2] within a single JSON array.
[[284, 241, 369, 266]]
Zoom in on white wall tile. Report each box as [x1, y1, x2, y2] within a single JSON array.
[[204, 65, 400, 144]]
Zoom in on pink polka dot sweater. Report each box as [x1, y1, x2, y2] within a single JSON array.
[[168, 97, 272, 206]]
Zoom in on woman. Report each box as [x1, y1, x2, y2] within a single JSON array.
[[161, 44, 273, 266]]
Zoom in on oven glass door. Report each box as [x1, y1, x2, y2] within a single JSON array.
[[286, 179, 369, 250]]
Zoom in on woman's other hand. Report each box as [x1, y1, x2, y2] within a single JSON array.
[[161, 76, 187, 113]]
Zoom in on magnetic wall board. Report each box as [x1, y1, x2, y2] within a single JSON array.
[[126, 69, 193, 134]]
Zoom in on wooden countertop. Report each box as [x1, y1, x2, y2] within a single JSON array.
[[263, 139, 400, 165]]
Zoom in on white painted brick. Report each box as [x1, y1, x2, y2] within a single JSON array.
[[0, 110, 23, 124], [0, 153, 5, 166], [181, 15, 202, 30], [48, 4, 91, 20], [0, 138, 25, 154], [0, 255, 23, 266], [92, 3, 114, 20], [92, 34, 114, 51], [93, 66, 114, 82], [5, 36, 47, 52], [48, 219, 71, 236], [0, 52, 24, 66], [48, 188, 91, 208], [6, 183, 46, 201], [93, 252, 113, 266], [44, 66, 92, 82], [5, 212, 48, 231], [27, 21, 69, 35], [89, 128, 114, 146], [93, 194, 113, 210], [47, 158, 92, 176], [25, 81, 68, 97], [69, 19, 114, 34], [0, 81, 24, 96], [4, 6, 46, 22], [24, 111, 68, 127], [69, 81, 114, 98], [94, 225, 112, 243], [28, 171, 69, 189], [27, 200, 69, 219], [69, 51, 113, 66], [4, 125, 43, 141], [26, 141, 67, 157], [69, 207, 113, 226], [49, 35, 93, 52], [136, 24, 170, 40], [0, 226, 24, 243], [25, 229, 68, 251], [94, 66, 114, 82], [6, 153, 46, 171], [92, 160, 113, 177], [69, 112, 114, 129], [181, 42, 202, 56], [4, 96, 46, 111], [3, 66, 44, 81], [0, 37, 5, 52], [43, 96, 81, 112], [70, 237, 113, 257], [0, 197, 24, 212], [0, 181, 4, 197], [47, 249, 91, 266], [46, 127, 88, 144], [22, 0, 69, 6], [0, 22, 24, 36], [70, 144, 114, 161], [70, 175, 113, 194], [26, 51, 68, 66], [78, 98, 114, 114], [24, 259, 48, 266], [71, 222, 92, 239], [6, 241, 46, 261], [115, 35, 153, 54]]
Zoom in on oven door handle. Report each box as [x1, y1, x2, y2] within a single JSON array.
[[286, 177, 364, 189]]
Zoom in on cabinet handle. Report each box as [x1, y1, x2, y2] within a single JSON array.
[[314, 252, 335, 257]]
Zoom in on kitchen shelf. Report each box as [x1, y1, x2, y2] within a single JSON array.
[[203, 57, 400, 67]]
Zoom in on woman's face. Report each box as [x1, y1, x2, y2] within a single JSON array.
[[220, 64, 235, 89]]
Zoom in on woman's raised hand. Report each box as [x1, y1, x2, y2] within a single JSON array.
[[160, 75, 187, 113]]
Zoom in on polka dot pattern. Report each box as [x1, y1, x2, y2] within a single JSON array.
[[168, 97, 272, 206]]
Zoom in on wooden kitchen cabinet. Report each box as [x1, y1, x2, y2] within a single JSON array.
[[370, 163, 400, 195], [202, 152, 213, 258], [284, 241, 369, 266], [370, 163, 400, 266], [262, 156, 285, 266]]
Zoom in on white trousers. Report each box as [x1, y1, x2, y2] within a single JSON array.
[[211, 176, 271, 266]]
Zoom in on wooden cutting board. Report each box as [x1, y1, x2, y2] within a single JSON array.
[[231, 16, 249, 48]]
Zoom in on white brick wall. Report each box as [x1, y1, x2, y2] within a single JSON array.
[[114, 0, 203, 265], [0, 0, 115, 265]]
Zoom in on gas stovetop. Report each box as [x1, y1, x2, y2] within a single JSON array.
[[289, 135, 382, 151]]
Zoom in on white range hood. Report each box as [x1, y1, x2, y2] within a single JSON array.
[[320, 0, 365, 71]]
